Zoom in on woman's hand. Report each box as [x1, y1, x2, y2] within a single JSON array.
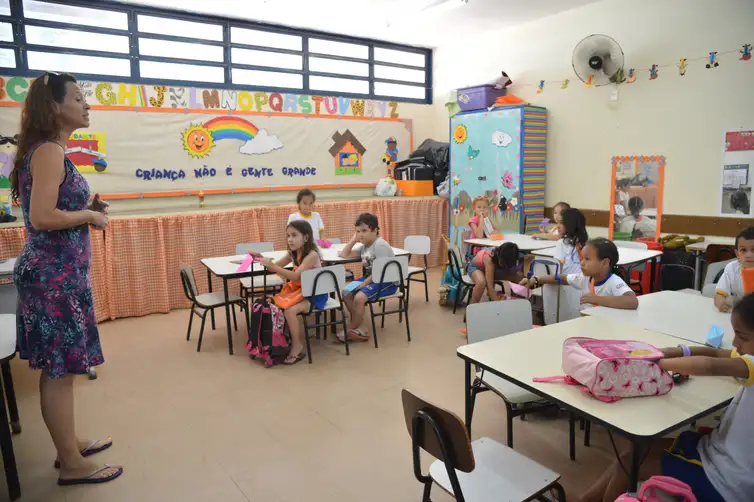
[[89, 210, 108, 229], [89, 193, 109, 214]]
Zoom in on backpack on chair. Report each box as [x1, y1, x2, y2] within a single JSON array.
[[246, 298, 289, 368]]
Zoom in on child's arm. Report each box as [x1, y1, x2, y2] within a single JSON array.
[[469, 217, 484, 238], [483, 254, 501, 300], [714, 294, 731, 313], [581, 292, 639, 310], [520, 274, 572, 287], [339, 232, 361, 258], [658, 350, 750, 381], [317, 214, 325, 240], [261, 254, 294, 280], [532, 232, 560, 241]]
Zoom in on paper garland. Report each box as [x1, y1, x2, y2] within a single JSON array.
[[521, 43, 750, 90]]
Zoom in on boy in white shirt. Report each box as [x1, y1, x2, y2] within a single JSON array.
[[576, 292, 754, 502], [521, 237, 638, 310], [714, 226, 754, 312], [287, 188, 325, 242]]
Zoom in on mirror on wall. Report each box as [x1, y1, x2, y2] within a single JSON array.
[[609, 155, 665, 241]]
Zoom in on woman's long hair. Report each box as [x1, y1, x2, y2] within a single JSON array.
[[9, 72, 77, 201]]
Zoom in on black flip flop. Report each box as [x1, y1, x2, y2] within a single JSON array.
[[283, 350, 306, 365], [54, 439, 113, 469], [58, 464, 124, 486]]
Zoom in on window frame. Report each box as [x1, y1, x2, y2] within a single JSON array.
[[0, 0, 432, 104]]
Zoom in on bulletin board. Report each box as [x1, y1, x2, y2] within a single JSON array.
[[0, 76, 413, 197], [719, 129, 754, 217]]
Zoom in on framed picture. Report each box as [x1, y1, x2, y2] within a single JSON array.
[[609, 155, 665, 241], [720, 130, 754, 217]]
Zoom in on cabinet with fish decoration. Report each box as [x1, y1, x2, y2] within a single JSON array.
[[448, 105, 547, 251]]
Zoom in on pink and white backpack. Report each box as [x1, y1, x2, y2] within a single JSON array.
[[615, 476, 696, 502], [533, 337, 674, 402]]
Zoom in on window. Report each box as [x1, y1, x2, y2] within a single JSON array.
[[309, 57, 368, 77], [137, 15, 223, 42], [27, 51, 130, 77], [232, 68, 302, 89], [308, 39, 368, 60], [26, 26, 130, 54], [310, 76, 368, 95], [232, 48, 302, 70], [0, 22, 12, 42], [231, 27, 301, 51], [2, 2, 432, 103], [22, 0, 128, 30], [139, 37, 224, 62], [140, 60, 225, 83], [0, 48, 14, 68]]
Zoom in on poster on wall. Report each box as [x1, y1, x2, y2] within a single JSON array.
[[609, 155, 665, 241], [0, 76, 412, 195], [719, 130, 754, 217]]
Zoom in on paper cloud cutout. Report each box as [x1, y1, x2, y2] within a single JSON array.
[[239, 129, 283, 155], [492, 130, 512, 147]]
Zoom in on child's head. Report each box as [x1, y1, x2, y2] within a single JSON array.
[[580, 238, 619, 278], [296, 188, 315, 215], [472, 196, 490, 216], [491, 242, 521, 270], [735, 227, 754, 268], [553, 201, 570, 224], [559, 208, 588, 247], [730, 189, 750, 215], [627, 196, 644, 217], [732, 292, 754, 356], [355, 212, 379, 245], [616, 178, 630, 192], [286, 220, 318, 259]]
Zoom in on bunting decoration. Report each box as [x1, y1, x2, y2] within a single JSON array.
[[706, 52, 720, 69], [626, 69, 636, 83], [678, 58, 688, 76], [537, 80, 545, 94], [740, 44, 751, 61], [649, 64, 659, 80], [561, 79, 570, 89]]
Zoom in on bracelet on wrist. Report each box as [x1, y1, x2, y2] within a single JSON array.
[[679, 344, 691, 357]]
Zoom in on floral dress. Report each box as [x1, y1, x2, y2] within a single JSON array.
[[14, 142, 103, 378]]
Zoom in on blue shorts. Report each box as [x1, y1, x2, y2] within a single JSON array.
[[346, 279, 399, 300], [308, 293, 329, 311], [660, 431, 724, 502]]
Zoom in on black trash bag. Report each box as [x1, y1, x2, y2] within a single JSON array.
[[409, 139, 449, 172]]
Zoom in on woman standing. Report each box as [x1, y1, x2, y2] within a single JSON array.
[[9, 72, 122, 486]]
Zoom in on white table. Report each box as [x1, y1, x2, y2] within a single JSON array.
[[686, 238, 736, 290], [0, 258, 15, 280], [465, 234, 557, 252], [200, 244, 408, 355], [582, 290, 734, 349], [457, 315, 739, 493], [532, 246, 663, 292]]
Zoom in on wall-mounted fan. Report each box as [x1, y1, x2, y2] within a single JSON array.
[[572, 34, 625, 86]]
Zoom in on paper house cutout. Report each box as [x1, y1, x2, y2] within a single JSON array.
[[330, 129, 366, 175]]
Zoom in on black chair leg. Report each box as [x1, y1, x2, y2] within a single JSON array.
[[584, 420, 591, 446], [404, 298, 411, 342], [452, 286, 461, 314], [423, 272, 429, 302], [186, 308, 194, 342], [369, 303, 379, 348], [0, 368, 20, 500], [1, 364, 20, 435], [380, 301, 386, 329], [569, 413, 576, 461], [505, 402, 515, 447], [340, 309, 350, 356], [303, 316, 313, 364], [197, 311, 208, 353], [232, 305, 238, 331], [315, 312, 321, 340]]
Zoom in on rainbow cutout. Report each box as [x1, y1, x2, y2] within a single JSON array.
[[204, 116, 259, 142]]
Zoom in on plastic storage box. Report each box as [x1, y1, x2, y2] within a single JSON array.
[[457, 85, 507, 111]]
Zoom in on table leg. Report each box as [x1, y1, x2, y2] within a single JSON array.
[[649, 257, 658, 292], [464, 361, 472, 435], [0, 370, 20, 500], [694, 252, 702, 291], [207, 269, 216, 330], [223, 279, 233, 356], [627, 440, 641, 493], [1, 363, 20, 434]]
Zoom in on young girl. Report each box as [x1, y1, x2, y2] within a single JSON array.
[[576, 292, 754, 502], [550, 208, 588, 320], [468, 242, 525, 305], [250, 220, 327, 365], [618, 196, 656, 239], [521, 237, 638, 310], [467, 196, 498, 257], [533, 201, 570, 240], [288, 188, 325, 242]]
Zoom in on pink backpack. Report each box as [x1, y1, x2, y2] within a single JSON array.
[[615, 476, 696, 501], [534, 337, 674, 402]]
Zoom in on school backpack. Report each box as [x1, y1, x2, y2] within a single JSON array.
[[615, 476, 696, 502], [246, 298, 290, 368], [533, 337, 674, 402]]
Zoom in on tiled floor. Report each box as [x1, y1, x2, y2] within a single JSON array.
[[4, 269, 619, 502]]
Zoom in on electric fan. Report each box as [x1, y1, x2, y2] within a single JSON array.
[[572, 34, 625, 86]]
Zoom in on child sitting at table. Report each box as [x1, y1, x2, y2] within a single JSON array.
[[533, 201, 570, 240], [467, 196, 498, 258], [336, 213, 396, 342], [714, 226, 754, 312], [618, 196, 656, 240], [288, 188, 325, 242], [467, 242, 527, 305], [520, 237, 638, 310], [576, 292, 754, 502], [249, 220, 326, 365]]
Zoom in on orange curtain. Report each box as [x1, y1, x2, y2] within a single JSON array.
[[1, 198, 448, 322]]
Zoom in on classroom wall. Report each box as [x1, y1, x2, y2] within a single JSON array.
[[432, 0, 754, 218]]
